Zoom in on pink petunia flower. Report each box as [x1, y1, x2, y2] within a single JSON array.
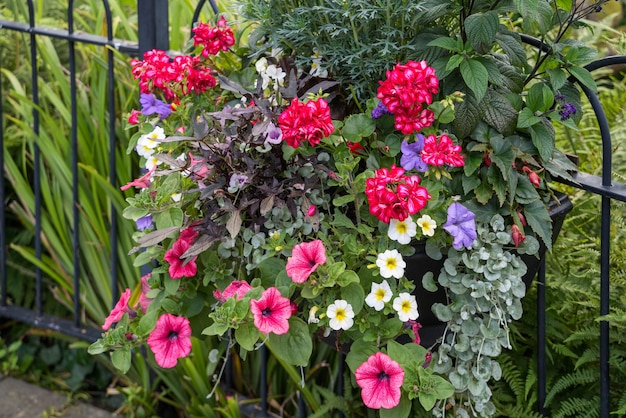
[[286, 240, 327, 284], [147, 313, 192, 368], [214, 280, 253, 302], [250, 287, 292, 335], [164, 227, 199, 279], [102, 288, 134, 330], [120, 165, 157, 191], [355, 352, 405, 410], [138, 273, 153, 313]]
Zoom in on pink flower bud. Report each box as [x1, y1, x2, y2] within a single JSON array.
[[128, 109, 141, 124], [307, 205, 316, 216], [511, 224, 526, 248]]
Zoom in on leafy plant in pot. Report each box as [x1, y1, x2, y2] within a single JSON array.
[[89, 1, 607, 416]]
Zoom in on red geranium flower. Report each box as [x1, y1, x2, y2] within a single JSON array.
[[421, 133, 465, 167], [355, 352, 405, 409], [365, 165, 431, 223], [250, 287, 292, 335], [192, 16, 235, 57], [286, 240, 327, 283], [377, 60, 439, 135], [147, 313, 192, 368], [278, 98, 334, 148]]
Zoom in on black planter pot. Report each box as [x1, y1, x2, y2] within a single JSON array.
[[407, 192, 573, 348]]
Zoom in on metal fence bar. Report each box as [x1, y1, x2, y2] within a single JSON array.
[[25, 0, 44, 318], [0, 50, 6, 309], [137, 0, 169, 57]]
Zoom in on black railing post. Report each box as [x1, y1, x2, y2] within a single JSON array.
[[137, 0, 169, 56]]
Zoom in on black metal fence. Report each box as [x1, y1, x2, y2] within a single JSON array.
[[1, 2, 626, 417]]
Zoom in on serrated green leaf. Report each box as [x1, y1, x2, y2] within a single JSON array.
[[464, 12, 499, 54], [453, 93, 481, 139], [481, 91, 518, 135], [527, 83, 554, 113], [460, 58, 489, 103], [547, 68, 568, 90], [529, 119, 556, 162], [494, 31, 527, 67], [524, 199, 553, 250]]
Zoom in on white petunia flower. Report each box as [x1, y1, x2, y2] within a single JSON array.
[[136, 126, 164, 158], [376, 249, 406, 279], [144, 154, 162, 171], [266, 64, 286, 86], [326, 300, 355, 331], [170, 193, 182, 202], [365, 280, 393, 311], [388, 217, 417, 244], [393, 293, 419, 322], [417, 214, 438, 237]]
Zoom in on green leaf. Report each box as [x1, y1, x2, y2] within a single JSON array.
[[460, 58, 489, 103], [202, 321, 229, 336], [136, 309, 159, 336], [164, 276, 180, 295], [345, 337, 378, 374], [517, 107, 542, 129], [481, 91, 518, 135], [524, 199, 553, 250], [529, 119, 556, 162], [427, 36, 459, 51], [494, 31, 527, 67], [87, 340, 107, 355], [527, 83, 554, 113], [268, 317, 313, 366], [387, 340, 427, 368], [568, 66, 597, 92], [464, 12, 499, 54], [453, 93, 481, 139], [336, 270, 360, 287], [332, 194, 355, 206], [341, 282, 365, 315], [257, 257, 286, 282], [342, 114, 376, 142], [547, 68, 568, 90], [380, 394, 411, 418], [235, 321, 259, 351], [111, 348, 131, 374]]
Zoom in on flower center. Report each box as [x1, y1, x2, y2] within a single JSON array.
[[375, 288, 386, 301], [401, 301, 411, 313], [396, 222, 407, 234], [168, 331, 178, 341], [262, 308, 272, 318], [386, 258, 397, 270], [335, 308, 346, 322], [377, 371, 390, 382]]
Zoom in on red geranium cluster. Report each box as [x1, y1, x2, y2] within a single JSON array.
[[278, 98, 335, 148], [131, 51, 217, 101], [192, 16, 236, 58], [421, 133, 465, 167], [365, 165, 431, 223], [376, 60, 439, 135]]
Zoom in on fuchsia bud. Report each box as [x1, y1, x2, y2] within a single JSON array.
[[522, 166, 541, 188], [128, 109, 141, 124], [511, 224, 526, 248], [517, 211, 527, 227]]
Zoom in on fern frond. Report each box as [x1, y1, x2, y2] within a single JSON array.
[[553, 396, 600, 418], [545, 369, 598, 406]]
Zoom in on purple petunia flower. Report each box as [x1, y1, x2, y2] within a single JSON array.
[[140, 93, 172, 119], [443, 203, 477, 250], [136, 214, 153, 231], [400, 134, 428, 172]]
